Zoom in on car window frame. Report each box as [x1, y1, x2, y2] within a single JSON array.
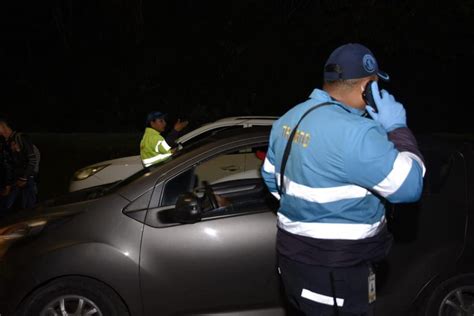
[[145, 139, 271, 228]]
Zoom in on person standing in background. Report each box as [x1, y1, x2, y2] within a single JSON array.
[[0, 137, 8, 199], [0, 117, 41, 213], [140, 111, 189, 167]]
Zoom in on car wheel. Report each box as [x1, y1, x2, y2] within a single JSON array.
[[17, 276, 129, 316], [425, 275, 474, 316]]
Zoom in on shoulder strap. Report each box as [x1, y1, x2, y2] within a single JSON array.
[[278, 101, 334, 195]]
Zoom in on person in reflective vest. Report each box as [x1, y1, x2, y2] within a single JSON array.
[[262, 43, 425, 315], [140, 111, 188, 167]]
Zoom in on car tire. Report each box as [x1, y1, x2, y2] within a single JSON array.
[[424, 275, 474, 316], [17, 276, 129, 316]]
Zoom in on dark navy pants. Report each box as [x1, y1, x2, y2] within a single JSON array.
[[0, 178, 37, 215], [278, 254, 375, 316]]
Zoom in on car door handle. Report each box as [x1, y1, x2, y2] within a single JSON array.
[[221, 165, 240, 172]]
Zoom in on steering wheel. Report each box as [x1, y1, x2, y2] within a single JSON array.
[[203, 181, 219, 210]]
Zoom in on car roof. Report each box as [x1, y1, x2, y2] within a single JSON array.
[[193, 125, 270, 142], [214, 116, 278, 122], [177, 116, 276, 143], [177, 126, 270, 155]]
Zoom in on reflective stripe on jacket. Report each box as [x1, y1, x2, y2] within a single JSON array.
[[140, 128, 172, 167], [262, 89, 425, 241]]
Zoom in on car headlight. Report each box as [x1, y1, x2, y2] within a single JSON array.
[[72, 164, 110, 181]]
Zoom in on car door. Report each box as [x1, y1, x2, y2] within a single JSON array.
[[376, 140, 470, 315], [139, 144, 283, 315]]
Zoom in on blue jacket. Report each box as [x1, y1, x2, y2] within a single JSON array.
[[262, 89, 425, 241]]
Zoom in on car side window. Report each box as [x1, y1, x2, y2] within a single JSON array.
[[124, 189, 153, 212], [159, 145, 270, 210], [193, 145, 268, 185], [160, 168, 196, 207], [122, 189, 153, 223], [144, 143, 275, 227]]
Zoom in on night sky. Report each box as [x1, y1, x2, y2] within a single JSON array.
[[1, 0, 473, 133]]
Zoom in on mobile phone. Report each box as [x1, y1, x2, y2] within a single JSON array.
[[362, 80, 382, 113]]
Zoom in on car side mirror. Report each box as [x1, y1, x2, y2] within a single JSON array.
[[173, 192, 202, 224]]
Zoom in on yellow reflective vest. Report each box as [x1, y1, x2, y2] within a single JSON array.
[[140, 127, 172, 167]]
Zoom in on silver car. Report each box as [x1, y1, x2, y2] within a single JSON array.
[[1, 127, 282, 316], [0, 128, 472, 316]]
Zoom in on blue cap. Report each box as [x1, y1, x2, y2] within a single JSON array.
[[324, 43, 389, 82], [146, 111, 167, 124]]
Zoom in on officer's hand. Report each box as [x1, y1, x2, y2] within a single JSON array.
[[174, 119, 189, 132], [366, 81, 407, 132]]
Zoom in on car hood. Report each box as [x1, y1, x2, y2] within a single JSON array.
[[0, 187, 128, 229], [0, 183, 116, 225], [86, 155, 142, 167], [0, 197, 95, 229], [43, 182, 122, 207]]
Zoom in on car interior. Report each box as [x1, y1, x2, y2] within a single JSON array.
[[158, 145, 277, 224]]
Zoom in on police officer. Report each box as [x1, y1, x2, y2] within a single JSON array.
[[140, 111, 189, 167], [262, 43, 425, 315]]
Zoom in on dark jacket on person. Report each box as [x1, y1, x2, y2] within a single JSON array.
[[3, 132, 40, 184], [0, 139, 7, 188]]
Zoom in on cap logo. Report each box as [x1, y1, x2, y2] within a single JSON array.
[[362, 54, 376, 73]]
